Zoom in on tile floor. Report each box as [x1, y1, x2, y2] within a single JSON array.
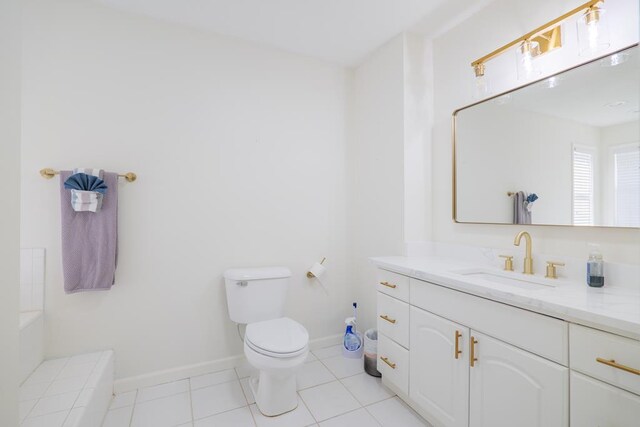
[[102, 344, 432, 427]]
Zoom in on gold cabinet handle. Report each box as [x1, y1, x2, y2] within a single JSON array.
[[380, 356, 396, 369], [454, 330, 462, 359], [379, 281, 397, 289], [596, 358, 640, 376], [470, 336, 478, 367], [379, 315, 397, 324]]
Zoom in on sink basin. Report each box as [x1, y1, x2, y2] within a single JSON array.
[[452, 269, 555, 291]]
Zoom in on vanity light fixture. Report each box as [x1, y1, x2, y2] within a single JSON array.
[[601, 51, 629, 67], [543, 75, 562, 89], [471, 0, 606, 85]]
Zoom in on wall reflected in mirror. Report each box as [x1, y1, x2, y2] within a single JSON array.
[[454, 45, 639, 228]]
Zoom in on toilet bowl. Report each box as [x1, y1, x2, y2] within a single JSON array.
[[244, 317, 309, 416], [223, 266, 308, 417]]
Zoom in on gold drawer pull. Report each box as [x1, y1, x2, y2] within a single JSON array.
[[454, 330, 462, 359], [379, 281, 397, 289], [470, 336, 478, 367], [596, 358, 640, 376], [380, 356, 396, 369], [379, 315, 397, 324]]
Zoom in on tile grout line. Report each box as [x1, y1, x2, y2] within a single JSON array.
[[362, 395, 402, 426], [191, 402, 253, 424], [296, 388, 318, 424], [126, 389, 138, 427], [187, 378, 196, 426], [232, 368, 258, 427]]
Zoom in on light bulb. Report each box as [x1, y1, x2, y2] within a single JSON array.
[[474, 76, 489, 99], [516, 40, 541, 80], [472, 63, 489, 99], [577, 5, 610, 56], [587, 20, 599, 52]]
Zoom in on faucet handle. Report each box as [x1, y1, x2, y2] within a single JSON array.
[[499, 255, 514, 271], [545, 261, 565, 279]]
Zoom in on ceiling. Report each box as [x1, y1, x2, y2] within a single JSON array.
[[484, 46, 640, 128], [93, 0, 480, 66]]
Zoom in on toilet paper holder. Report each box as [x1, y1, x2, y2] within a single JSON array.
[[306, 257, 326, 278]]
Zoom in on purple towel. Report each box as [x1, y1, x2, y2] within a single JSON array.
[[60, 171, 118, 293]]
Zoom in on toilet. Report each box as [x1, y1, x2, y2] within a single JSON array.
[[224, 267, 309, 416]]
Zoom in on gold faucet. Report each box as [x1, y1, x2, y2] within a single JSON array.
[[514, 231, 534, 274]]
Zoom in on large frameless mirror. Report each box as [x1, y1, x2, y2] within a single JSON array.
[[453, 44, 639, 228]]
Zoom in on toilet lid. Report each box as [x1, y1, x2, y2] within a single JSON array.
[[245, 317, 309, 356]]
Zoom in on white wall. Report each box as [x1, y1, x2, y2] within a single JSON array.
[[348, 33, 431, 333], [456, 105, 600, 224], [21, 0, 352, 380], [349, 35, 407, 333], [431, 0, 640, 264], [404, 35, 432, 243], [0, 0, 21, 423]]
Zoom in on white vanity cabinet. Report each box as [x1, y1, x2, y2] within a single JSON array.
[[468, 331, 568, 427], [410, 307, 469, 427], [376, 269, 570, 427], [375, 267, 640, 426]]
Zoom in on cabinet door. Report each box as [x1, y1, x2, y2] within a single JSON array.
[[410, 307, 469, 427], [571, 371, 640, 427], [469, 331, 568, 427]]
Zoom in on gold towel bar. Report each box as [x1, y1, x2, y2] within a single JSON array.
[[40, 168, 137, 183]]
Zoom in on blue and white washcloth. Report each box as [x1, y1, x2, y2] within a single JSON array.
[[524, 193, 539, 213], [63, 168, 108, 212]]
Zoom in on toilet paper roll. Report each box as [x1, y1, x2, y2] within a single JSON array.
[[316, 276, 329, 295], [307, 262, 326, 279]]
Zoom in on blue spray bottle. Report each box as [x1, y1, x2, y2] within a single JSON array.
[[343, 302, 362, 352]]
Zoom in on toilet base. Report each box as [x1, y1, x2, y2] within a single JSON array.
[[244, 341, 308, 417], [250, 373, 298, 416]]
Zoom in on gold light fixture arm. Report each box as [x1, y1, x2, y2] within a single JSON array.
[[40, 168, 137, 182], [471, 0, 603, 68]]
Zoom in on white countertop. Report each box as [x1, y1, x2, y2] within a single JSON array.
[[371, 256, 640, 341]]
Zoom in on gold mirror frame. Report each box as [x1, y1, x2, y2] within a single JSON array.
[[452, 43, 639, 229]]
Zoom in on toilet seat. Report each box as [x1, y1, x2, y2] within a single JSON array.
[[245, 317, 309, 358]]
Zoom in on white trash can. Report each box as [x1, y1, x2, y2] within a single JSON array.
[[363, 328, 381, 377]]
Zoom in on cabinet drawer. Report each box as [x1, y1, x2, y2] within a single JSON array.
[[570, 324, 640, 395], [410, 278, 568, 365], [570, 372, 640, 427], [377, 269, 409, 302], [378, 333, 409, 395], [377, 292, 409, 348]]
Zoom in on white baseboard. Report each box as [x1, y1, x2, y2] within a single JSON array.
[[308, 333, 342, 351], [114, 333, 343, 393]]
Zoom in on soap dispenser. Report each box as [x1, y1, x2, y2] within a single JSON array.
[[587, 243, 605, 288]]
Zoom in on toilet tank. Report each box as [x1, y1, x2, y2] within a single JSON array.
[[224, 267, 292, 324]]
